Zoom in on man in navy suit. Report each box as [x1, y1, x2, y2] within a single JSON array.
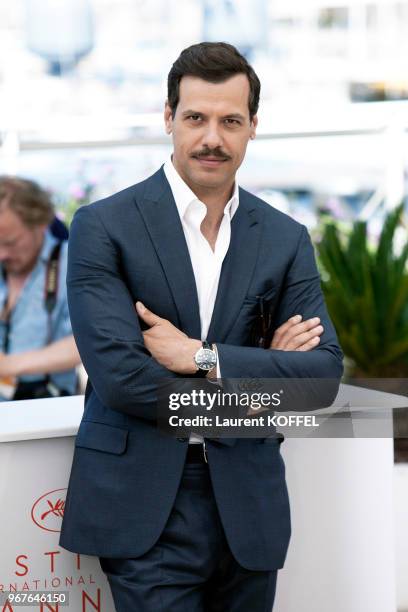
[[60, 42, 343, 611]]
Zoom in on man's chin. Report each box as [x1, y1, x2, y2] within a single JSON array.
[[194, 175, 228, 190], [189, 166, 232, 188]]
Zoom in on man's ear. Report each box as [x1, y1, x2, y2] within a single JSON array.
[[164, 101, 173, 135], [250, 114, 258, 140]]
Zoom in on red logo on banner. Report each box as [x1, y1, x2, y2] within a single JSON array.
[[31, 488, 67, 532]]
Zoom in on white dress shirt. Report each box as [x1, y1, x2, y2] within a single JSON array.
[[163, 158, 239, 443]]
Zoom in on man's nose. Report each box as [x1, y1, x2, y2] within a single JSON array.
[[202, 121, 223, 150]]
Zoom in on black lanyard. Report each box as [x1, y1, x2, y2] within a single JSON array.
[[0, 242, 62, 354], [0, 289, 11, 353]]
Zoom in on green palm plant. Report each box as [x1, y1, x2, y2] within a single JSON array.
[[316, 204, 408, 377]]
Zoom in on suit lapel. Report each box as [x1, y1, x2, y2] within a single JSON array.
[[135, 171, 263, 450], [135, 168, 201, 339], [135, 169, 264, 346], [207, 188, 264, 344]]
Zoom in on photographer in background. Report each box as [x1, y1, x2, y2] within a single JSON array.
[[0, 177, 81, 401]]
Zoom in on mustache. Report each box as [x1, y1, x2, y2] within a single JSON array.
[[191, 148, 231, 160]]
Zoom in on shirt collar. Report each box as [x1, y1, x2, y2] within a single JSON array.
[[163, 157, 239, 221]]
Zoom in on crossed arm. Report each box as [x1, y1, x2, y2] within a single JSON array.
[[135, 299, 324, 376], [66, 205, 343, 422]]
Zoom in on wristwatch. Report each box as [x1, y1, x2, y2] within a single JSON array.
[[194, 341, 217, 376]]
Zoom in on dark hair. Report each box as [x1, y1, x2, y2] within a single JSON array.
[[167, 42, 260, 120], [0, 176, 54, 227]]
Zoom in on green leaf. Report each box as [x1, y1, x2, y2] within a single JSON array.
[[317, 203, 408, 376]]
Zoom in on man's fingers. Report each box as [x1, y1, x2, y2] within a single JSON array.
[[290, 317, 321, 337], [271, 316, 321, 350], [274, 314, 302, 337], [288, 325, 323, 349], [136, 301, 162, 326], [270, 315, 302, 347], [295, 336, 321, 352], [273, 316, 320, 341]]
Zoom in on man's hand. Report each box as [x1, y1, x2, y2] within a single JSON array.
[[0, 336, 81, 378], [0, 353, 18, 379], [136, 302, 201, 375], [270, 315, 323, 351]]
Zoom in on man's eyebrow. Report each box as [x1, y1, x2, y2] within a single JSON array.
[[181, 110, 246, 120], [181, 110, 206, 117], [223, 113, 246, 121]]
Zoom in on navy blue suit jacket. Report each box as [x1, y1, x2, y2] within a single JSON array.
[[59, 167, 343, 570]]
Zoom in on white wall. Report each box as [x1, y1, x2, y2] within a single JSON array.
[[274, 438, 397, 612], [394, 463, 408, 611]]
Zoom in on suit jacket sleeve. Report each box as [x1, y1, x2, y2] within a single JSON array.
[[216, 225, 344, 382], [66, 204, 178, 420]]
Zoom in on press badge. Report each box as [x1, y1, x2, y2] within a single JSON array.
[[0, 376, 17, 400]]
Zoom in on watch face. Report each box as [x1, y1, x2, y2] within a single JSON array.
[[195, 348, 216, 371]]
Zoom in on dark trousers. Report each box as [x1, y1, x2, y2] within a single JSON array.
[[99, 454, 278, 612]]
